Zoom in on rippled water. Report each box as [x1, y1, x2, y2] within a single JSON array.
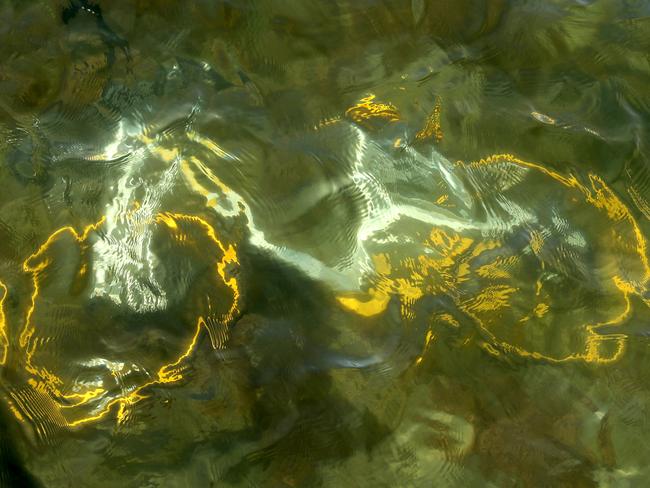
[[1, 1, 650, 486]]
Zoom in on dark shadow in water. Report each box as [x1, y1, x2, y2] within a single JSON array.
[[0, 403, 43, 488]]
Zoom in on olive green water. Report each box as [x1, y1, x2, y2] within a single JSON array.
[[1, 1, 650, 486]]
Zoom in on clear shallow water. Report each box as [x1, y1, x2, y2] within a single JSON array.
[[1, 0, 650, 486]]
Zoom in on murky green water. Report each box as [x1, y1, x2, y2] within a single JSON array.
[[1, 1, 650, 486]]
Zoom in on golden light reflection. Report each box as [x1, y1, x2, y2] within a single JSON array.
[[337, 289, 391, 318], [465, 154, 650, 287], [0, 282, 7, 365], [10, 211, 240, 429], [4, 94, 649, 435], [415, 96, 443, 143], [338, 153, 649, 365], [345, 94, 400, 128]]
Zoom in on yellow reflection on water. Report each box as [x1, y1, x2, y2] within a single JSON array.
[[338, 152, 649, 365], [415, 96, 443, 143], [5, 94, 648, 435], [10, 212, 240, 429], [345, 94, 400, 128], [0, 281, 7, 365]]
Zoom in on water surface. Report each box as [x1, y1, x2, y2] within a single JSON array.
[[1, 1, 650, 486]]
